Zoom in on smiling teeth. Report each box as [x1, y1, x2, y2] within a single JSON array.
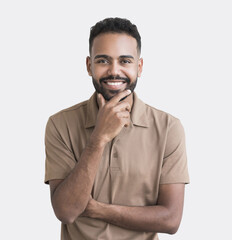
[[106, 82, 123, 86]]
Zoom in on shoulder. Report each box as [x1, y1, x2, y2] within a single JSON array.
[[144, 102, 181, 129], [61, 101, 88, 113], [47, 99, 88, 128], [51, 99, 88, 117]]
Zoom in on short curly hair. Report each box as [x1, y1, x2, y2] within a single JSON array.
[[89, 17, 141, 55]]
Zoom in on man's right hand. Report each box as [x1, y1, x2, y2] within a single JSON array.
[[90, 90, 132, 146]]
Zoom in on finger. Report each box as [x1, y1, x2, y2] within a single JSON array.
[[116, 111, 130, 118], [114, 101, 131, 113], [115, 111, 130, 128], [97, 93, 106, 109], [108, 89, 131, 106], [123, 118, 131, 128]]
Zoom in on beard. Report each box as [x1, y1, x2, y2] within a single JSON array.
[[92, 75, 138, 101]]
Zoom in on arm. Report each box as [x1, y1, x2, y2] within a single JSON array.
[[81, 183, 185, 234], [49, 90, 132, 224], [49, 140, 105, 224]]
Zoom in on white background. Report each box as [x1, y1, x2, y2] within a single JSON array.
[[1, 0, 231, 239]]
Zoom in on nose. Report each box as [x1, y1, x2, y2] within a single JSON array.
[[107, 61, 121, 76]]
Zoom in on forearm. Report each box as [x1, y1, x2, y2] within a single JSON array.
[[91, 202, 179, 234], [51, 136, 106, 223]]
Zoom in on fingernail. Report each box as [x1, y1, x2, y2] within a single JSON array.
[[126, 90, 131, 94]]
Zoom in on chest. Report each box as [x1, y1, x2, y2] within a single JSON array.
[[91, 125, 166, 206]]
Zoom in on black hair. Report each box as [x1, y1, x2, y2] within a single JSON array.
[[89, 17, 141, 54]]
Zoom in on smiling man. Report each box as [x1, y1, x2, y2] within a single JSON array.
[[44, 17, 189, 240], [88, 32, 141, 101]]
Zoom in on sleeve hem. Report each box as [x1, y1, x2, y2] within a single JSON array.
[[44, 175, 66, 184], [160, 178, 190, 185]]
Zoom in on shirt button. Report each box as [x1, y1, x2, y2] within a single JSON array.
[[113, 152, 118, 158]]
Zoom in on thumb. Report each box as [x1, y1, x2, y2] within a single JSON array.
[[97, 93, 106, 109]]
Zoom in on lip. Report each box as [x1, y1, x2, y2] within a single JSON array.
[[102, 80, 127, 90]]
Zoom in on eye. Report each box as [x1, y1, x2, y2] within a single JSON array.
[[121, 59, 131, 64], [96, 59, 109, 64]]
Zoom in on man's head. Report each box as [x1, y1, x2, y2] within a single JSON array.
[[86, 17, 143, 101]]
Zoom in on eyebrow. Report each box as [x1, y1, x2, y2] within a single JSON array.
[[94, 55, 111, 60], [94, 54, 134, 60], [119, 55, 134, 59]]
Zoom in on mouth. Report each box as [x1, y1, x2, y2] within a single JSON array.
[[102, 80, 127, 90]]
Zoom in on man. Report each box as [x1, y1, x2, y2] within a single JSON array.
[[44, 17, 189, 240]]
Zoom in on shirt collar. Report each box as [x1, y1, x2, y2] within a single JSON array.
[[131, 92, 149, 128], [85, 91, 149, 128]]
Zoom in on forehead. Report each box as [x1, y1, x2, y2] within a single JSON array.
[[91, 33, 138, 57]]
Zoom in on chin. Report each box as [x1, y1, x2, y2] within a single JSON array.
[[104, 89, 127, 100]]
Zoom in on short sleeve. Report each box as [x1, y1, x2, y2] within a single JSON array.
[[44, 117, 76, 184], [160, 118, 190, 184]]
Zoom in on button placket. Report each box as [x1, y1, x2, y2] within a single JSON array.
[[109, 137, 120, 174], [109, 125, 131, 177]]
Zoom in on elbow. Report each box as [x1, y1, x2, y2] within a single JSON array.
[[166, 218, 181, 235], [57, 215, 74, 225], [157, 211, 181, 235], [54, 206, 85, 225], [55, 210, 81, 224], [167, 225, 179, 235], [51, 197, 87, 224], [57, 215, 76, 225]]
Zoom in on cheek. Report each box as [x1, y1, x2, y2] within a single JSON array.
[[124, 66, 138, 79], [92, 66, 108, 78]]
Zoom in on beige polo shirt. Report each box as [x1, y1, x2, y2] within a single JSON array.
[[44, 92, 189, 240]]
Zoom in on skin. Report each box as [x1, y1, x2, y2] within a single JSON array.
[[81, 184, 185, 234], [86, 33, 143, 102], [49, 33, 185, 234]]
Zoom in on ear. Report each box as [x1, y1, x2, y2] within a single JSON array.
[[86, 56, 92, 76], [137, 57, 143, 77]]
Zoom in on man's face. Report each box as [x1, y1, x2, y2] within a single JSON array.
[[86, 33, 143, 101]]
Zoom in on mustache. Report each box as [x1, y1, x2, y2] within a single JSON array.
[[99, 75, 130, 84]]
